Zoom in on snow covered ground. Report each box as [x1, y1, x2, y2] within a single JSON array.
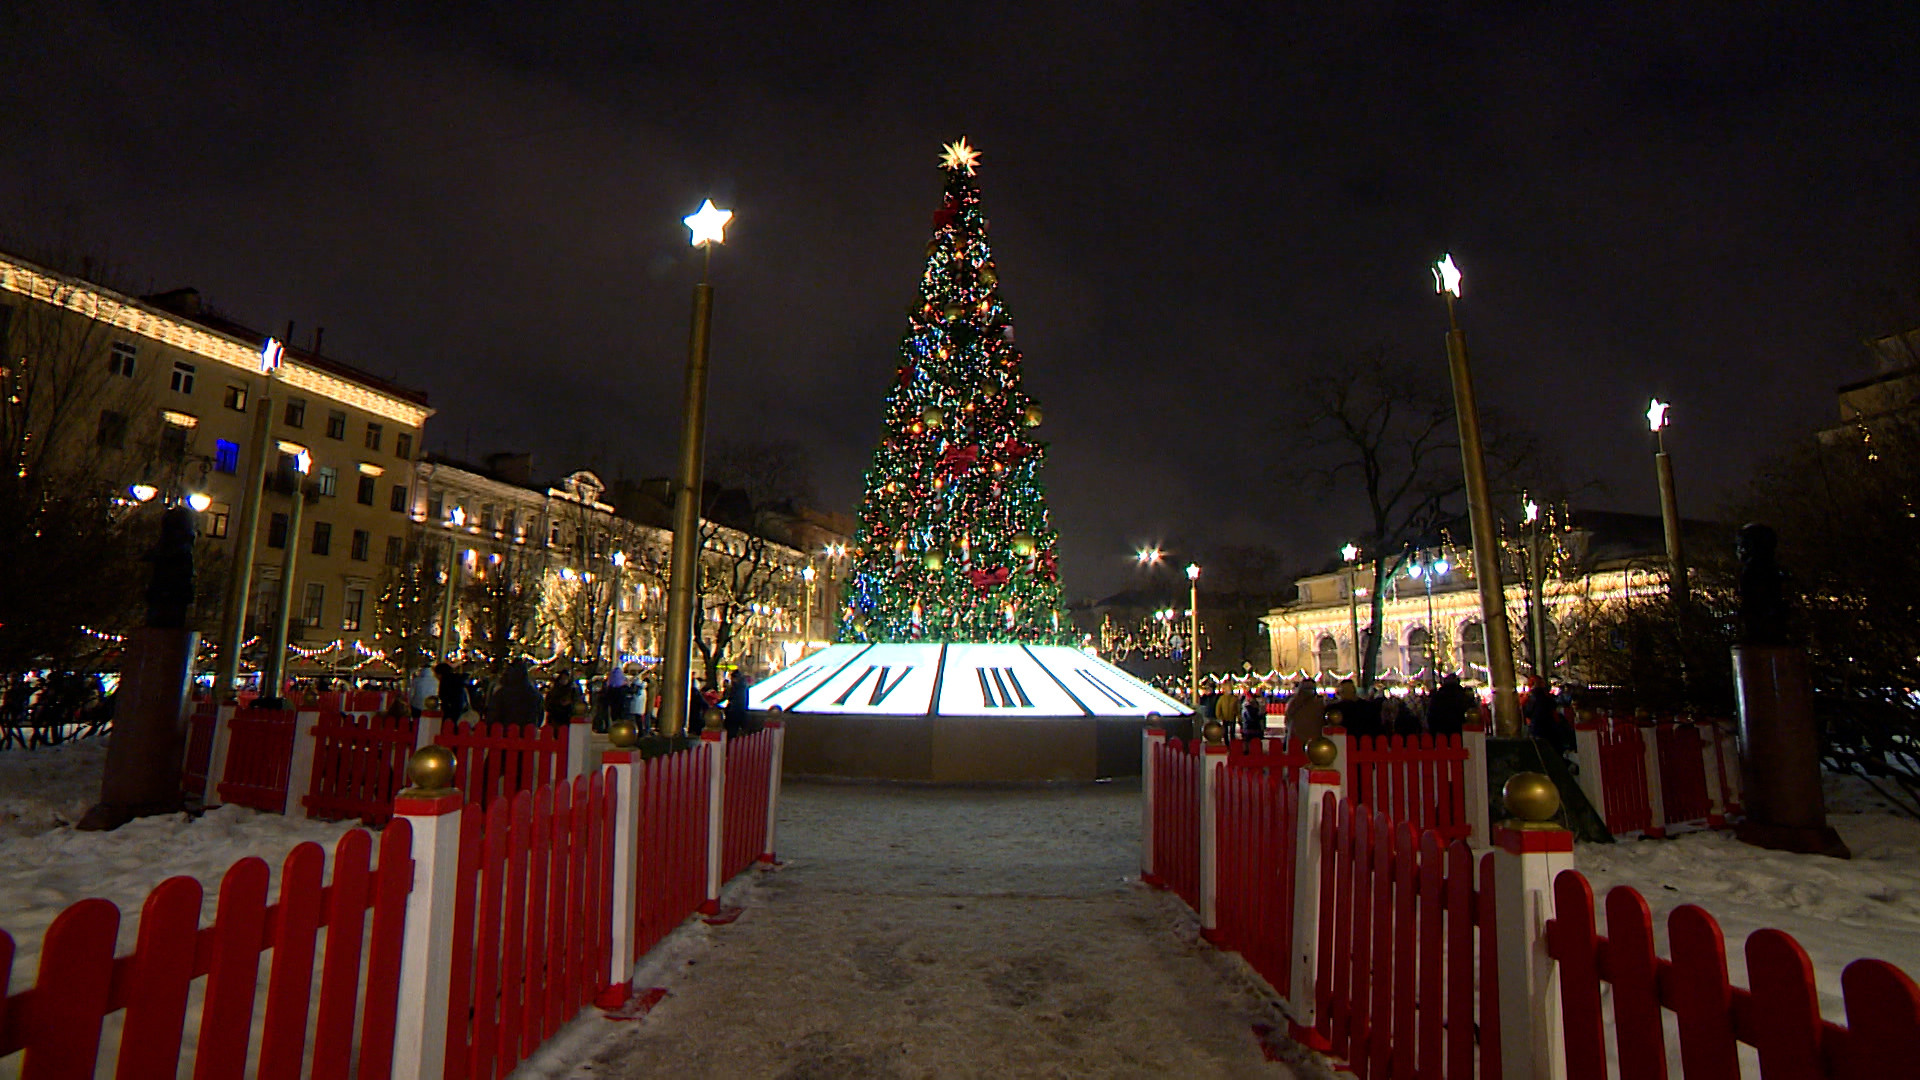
[[1575, 772, 1920, 1024], [514, 780, 1305, 1079]]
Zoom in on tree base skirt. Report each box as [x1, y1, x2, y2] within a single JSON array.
[[765, 710, 1153, 784]]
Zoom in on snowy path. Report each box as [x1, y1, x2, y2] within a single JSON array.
[[526, 781, 1301, 1079]]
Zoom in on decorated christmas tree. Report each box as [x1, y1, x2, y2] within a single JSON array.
[[841, 138, 1066, 644]]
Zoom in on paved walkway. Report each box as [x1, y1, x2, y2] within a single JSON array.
[[540, 780, 1301, 1079]]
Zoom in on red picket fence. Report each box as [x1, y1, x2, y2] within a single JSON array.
[[1150, 738, 1201, 910], [1656, 720, 1714, 827], [1212, 761, 1299, 995], [1592, 719, 1654, 836], [0, 823, 414, 1078], [1221, 737, 1307, 774], [435, 721, 567, 810], [1311, 795, 1501, 1079], [1346, 733, 1471, 842], [215, 706, 298, 811], [1548, 870, 1920, 1080], [305, 710, 421, 825], [634, 745, 713, 961], [444, 771, 617, 1080], [181, 703, 218, 798], [721, 728, 777, 881]]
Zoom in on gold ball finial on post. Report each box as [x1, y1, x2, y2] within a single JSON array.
[[607, 719, 639, 749], [399, 745, 456, 797], [1201, 719, 1226, 745], [1305, 736, 1339, 768], [703, 706, 726, 733], [1502, 771, 1562, 828]]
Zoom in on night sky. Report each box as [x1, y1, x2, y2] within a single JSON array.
[[5, 2, 1917, 598]]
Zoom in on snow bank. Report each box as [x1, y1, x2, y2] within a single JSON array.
[[0, 735, 111, 839]]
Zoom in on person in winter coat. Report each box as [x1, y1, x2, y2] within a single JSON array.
[[544, 667, 583, 728], [724, 671, 751, 738], [1426, 673, 1472, 736], [485, 660, 544, 727], [1240, 692, 1267, 744], [408, 665, 436, 719], [1524, 677, 1569, 753], [597, 669, 632, 734], [1284, 679, 1327, 751], [433, 662, 468, 721]]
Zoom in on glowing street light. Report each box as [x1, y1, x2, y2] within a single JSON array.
[[259, 336, 284, 375], [1136, 546, 1163, 565], [682, 199, 734, 248], [1432, 252, 1521, 735], [1342, 543, 1362, 676], [1648, 398, 1688, 608], [214, 334, 292, 698], [186, 491, 212, 513], [130, 483, 159, 503], [1647, 398, 1671, 435], [1185, 564, 1201, 709]]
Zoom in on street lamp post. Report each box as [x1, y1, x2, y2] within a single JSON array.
[[1522, 498, 1550, 677], [801, 562, 816, 659], [212, 337, 284, 700], [260, 449, 311, 702], [660, 199, 733, 740], [1407, 550, 1451, 692], [1342, 543, 1362, 678], [1433, 255, 1522, 737], [1647, 399, 1688, 609], [1186, 563, 1201, 708]]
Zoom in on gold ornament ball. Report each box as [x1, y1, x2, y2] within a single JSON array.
[[1010, 533, 1037, 557], [980, 265, 998, 286], [1201, 719, 1227, 745], [978, 379, 999, 397], [1503, 772, 1562, 823], [607, 720, 639, 749], [921, 405, 945, 429], [923, 550, 945, 571], [703, 706, 726, 733], [1021, 405, 1043, 428], [406, 745, 456, 792], [942, 302, 965, 321], [1305, 736, 1339, 768]]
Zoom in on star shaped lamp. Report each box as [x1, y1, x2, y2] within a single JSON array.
[[683, 199, 733, 247], [1432, 254, 1463, 298], [1647, 398, 1670, 433], [939, 137, 981, 175]]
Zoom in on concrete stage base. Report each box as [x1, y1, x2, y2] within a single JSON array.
[[766, 711, 1152, 784]]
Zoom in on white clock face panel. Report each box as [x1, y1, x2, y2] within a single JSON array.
[[752, 642, 1185, 719]]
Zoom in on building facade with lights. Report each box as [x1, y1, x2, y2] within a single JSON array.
[[1264, 511, 1703, 688], [413, 454, 843, 679], [0, 249, 433, 677]]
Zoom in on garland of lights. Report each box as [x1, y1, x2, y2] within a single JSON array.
[[840, 139, 1067, 644]]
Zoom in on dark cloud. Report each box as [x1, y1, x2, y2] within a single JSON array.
[[3, 1, 1916, 596]]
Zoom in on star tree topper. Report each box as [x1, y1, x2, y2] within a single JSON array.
[[683, 199, 733, 247], [939, 137, 981, 175]]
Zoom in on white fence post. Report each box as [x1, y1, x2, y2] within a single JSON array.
[[1492, 775, 1574, 1080], [1640, 719, 1668, 838], [1696, 718, 1727, 829], [390, 761, 465, 1080], [1289, 737, 1346, 1037], [1141, 726, 1166, 883], [283, 709, 322, 817], [1714, 719, 1743, 816], [566, 717, 592, 780], [1197, 737, 1227, 939], [414, 709, 442, 751], [597, 742, 642, 1009], [700, 729, 726, 915], [1462, 720, 1491, 847], [759, 720, 786, 864], [203, 703, 237, 808]]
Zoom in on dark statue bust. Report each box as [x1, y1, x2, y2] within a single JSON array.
[[145, 505, 197, 628], [1736, 523, 1789, 645]]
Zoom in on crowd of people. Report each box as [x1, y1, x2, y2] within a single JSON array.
[[1200, 674, 1574, 753], [404, 661, 757, 740]]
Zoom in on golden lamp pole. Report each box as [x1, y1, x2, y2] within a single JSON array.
[[1186, 563, 1201, 708], [801, 561, 816, 659], [212, 337, 283, 699], [1342, 543, 1361, 678], [1647, 399, 1689, 609], [260, 449, 311, 701], [659, 199, 733, 740], [1434, 255, 1522, 737]]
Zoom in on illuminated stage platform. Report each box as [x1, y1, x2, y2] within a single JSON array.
[[750, 643, 1190, 783]]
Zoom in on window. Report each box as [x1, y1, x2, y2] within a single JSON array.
[[268, 512, 288, 549], [97, 410, 128, 449], [1317, 636, 1340, 674], [223, 385, 248, 411], [316, 466, 338, 497], [427, 491, 444, 520], [341, 587, 364, 632], [160, 423, 190, 461], [1404, 627, 1432, 676], [311, 521, 332, 556], [390, 484, 408, 513], [384, 535, 405, 566], [109, 341, 137, 378], [350, 529, 370, 561], [481, 504, 495, 531], [214, 438, 240, 474], [204, 502, 231, 539], [357, 474, 376, 505], [364, 422, 383, 451], [283, 398, 306, 427], [170, 361, 196, 394], [326, 410, 346, 439], [395, 432, 412, 460], [1461, 621, 1488, 670], [303, 583, 326, 628]]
